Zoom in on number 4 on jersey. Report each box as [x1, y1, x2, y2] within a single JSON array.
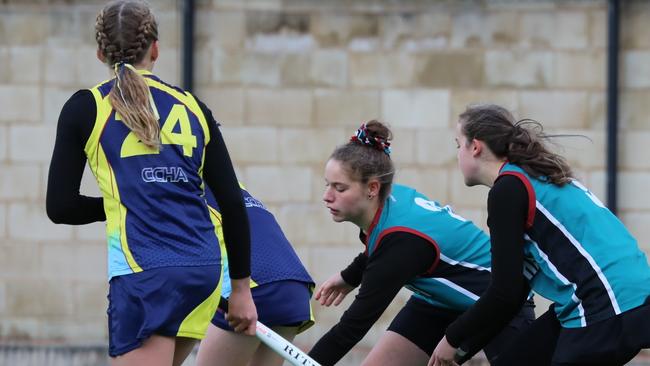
[[120, 104, 197, 158]]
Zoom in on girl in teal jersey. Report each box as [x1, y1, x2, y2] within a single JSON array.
[[46, 1, 256, 365], [431, 104, 650, 366], [308, 121, 534, 366]]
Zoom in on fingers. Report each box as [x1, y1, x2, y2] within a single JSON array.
[[333, 291, 347, 306], [226, 313, 257, 336], [324, 288, 343, 306], [227, 283, 257, 336], [314, 282, 329, 305], [429, 356, 457, 366], [317, 283, 337, 306], [315, 276, 352, 306]]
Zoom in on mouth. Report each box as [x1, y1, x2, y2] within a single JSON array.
[[327, 207, 339, 215]]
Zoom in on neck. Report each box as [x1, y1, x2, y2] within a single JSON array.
[[358, 199, 381, 232], [482, 159, 507, 187], [133, 45, 156, 71], [134, 59, 154, 71]]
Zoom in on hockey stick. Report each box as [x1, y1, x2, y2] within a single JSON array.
[[218, 297, 321, 366]]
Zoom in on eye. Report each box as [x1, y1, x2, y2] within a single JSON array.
[[331, 183, 346, 193]]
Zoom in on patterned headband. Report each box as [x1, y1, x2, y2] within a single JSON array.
[[350, 123, 392, 156]]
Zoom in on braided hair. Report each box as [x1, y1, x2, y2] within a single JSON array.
[[459, 104, 574, 185], [331, 120, 395, 201], [95, 0, 160, 148]]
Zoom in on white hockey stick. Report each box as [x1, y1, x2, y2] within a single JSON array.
[[218, 298, 322, 366]]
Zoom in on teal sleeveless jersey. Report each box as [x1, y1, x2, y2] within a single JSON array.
[[204, 186, 314, 297], [500, 163, 650, 327], [85, 71, 220, 280], [366, 184, 492, 311]]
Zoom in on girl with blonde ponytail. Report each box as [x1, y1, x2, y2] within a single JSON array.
[[431, 104, 650, 366], [46, 1, 256, 365]]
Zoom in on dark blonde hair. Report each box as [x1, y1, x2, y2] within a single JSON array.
[[95, 0, 160, 148], [331, 120, 395, 201], [459, 104, 573, 186]]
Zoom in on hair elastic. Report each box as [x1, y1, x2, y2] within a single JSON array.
[[350, 123, 392, 156]]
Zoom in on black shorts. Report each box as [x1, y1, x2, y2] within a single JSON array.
[[387, 295, 535, 358], [495, 299, 650, 366]]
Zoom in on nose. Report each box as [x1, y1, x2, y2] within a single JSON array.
[[323, 187, 334, 203]]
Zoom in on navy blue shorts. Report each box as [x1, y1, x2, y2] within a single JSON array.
[[107, 265, 221, 357], [212, 280, 314, 333]]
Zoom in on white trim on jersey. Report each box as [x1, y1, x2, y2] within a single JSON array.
[[527, 234, 586, 327], [439, 254, 491, 272], [535, 202, 622, 315], [432, 277, 480, 301]]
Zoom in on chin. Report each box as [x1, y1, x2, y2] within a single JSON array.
[[463, 176, 481, 187]]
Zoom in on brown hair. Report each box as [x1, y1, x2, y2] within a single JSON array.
[[95, 0, 160, 148], [459, 104, 573, 185], [331, 120, 395, 201]]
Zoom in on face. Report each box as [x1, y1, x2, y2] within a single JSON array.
[[455, 122, 481, 186], [323, 159, 372, 225]]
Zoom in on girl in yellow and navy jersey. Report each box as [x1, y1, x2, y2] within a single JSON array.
[[46, 1, 256, 365], [196, 186, 315, 366]]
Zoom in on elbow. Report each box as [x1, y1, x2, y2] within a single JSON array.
[[46, 197, 69, 224], [46, 206, 66, 224], [485, 289, 527, 315]]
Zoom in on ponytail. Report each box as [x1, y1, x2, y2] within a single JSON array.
[[95, 0, 160, 148], [109, 62, 160, 148], [459, 104, 574, 186]]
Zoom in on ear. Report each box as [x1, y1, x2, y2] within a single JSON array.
[[367, 179, 381, 199], [150, 40, 159, 62], [470, 138, 483, 158], [96, 48, 107, 64]]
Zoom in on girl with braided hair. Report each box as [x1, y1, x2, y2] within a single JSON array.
[[46, 1, 256, 365], [430, 104, 650, 366], [308, 120, 534, 366]]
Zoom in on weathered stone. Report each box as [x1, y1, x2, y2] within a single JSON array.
[[415, 51, 484, 87], [314, 89, 380, 126]]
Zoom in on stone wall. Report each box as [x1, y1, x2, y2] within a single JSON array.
[[1, 0, 649, 365]]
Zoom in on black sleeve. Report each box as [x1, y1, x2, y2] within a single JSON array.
[[308, 232, 438, 366], [197, 98, 251, 280], [46, 90, 106, 225], [445, 175, 531, 349], [340, 252, 368, 287]]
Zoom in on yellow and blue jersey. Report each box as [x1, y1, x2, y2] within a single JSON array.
[[85, 71, 220, 279], [500, 162, 650, 327], [204, 186, 314, 297], [365, 184, 492, 311]]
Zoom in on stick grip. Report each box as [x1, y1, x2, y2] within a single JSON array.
[[217, 297, 322, 366]]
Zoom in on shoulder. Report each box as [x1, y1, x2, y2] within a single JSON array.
[[190, 94, 221, 128], [60, 89, 96, 123], [378, 231, 436, 254], [489, 175, 530, 212], [491, 174, 528, 201], [66, 89, 94, 106]]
